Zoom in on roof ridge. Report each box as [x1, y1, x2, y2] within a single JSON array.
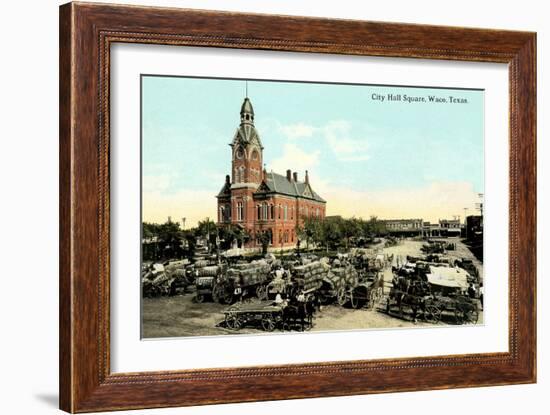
[[270, 172, 278, 192]]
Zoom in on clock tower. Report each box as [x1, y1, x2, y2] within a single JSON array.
[[216, 94, 326, 250], [230, 97, 263, 186]]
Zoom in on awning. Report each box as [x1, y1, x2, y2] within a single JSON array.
[[426, 266, 470, 289]]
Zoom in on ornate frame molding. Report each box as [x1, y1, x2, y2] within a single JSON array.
[[60, 2, 536, 412]]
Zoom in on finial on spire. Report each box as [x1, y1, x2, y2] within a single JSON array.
[[245, 80, 248, 98]]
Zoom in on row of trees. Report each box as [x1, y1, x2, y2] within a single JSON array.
[[295, 215, 386, 252], [142, 215, 387, 261], [142, 218, 251, 261]]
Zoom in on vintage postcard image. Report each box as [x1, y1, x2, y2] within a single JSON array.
[[140, 76, 484, 338]]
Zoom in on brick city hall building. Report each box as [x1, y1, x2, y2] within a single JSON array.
[[216, 97, 326, 249]]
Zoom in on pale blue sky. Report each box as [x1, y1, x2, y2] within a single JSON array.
[[142, 76, 484, 225]]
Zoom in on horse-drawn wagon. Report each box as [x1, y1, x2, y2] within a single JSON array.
[[346, 270, 385, 309], [385, 264, 479, 324], [222, 297, 317, 332], [223, 301, 285, 332]]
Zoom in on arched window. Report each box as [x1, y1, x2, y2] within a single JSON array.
[[237, 202, 244, 221], [284, 205, 288, 220], [270, 204, 274, 220], [257, 205, 261, 220]]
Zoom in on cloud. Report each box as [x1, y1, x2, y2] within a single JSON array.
[[269, 143, 320, 174], [278, 122, 316, 139], [323, 120, 369, 162], [142, 174, 174, 193], [277, 120, 369, 162]]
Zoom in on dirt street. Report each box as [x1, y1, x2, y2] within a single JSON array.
[[142, 238, 483, 338]]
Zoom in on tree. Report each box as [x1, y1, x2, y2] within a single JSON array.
[[217, 224, 250, 250], [197, 217, 217, 253], [366, 215, 386, 236], [296, 216, 322, 250], [340, 217, 362, 249], [257, 230, 272, 255], [141, 220, 185, 260], [320, 217, 343, 251]]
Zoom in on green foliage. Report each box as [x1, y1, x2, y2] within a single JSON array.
[[142, 220, 185, 260], [197, 217, 218, 252], [257, 230, 272, 255], [295, 214, 387, 252], [217, 224, 251, 250]]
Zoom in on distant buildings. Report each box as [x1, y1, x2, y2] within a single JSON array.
[[381, 218, 464, 237], [381, 219, 423, 235], [438, 218, 462, 236]]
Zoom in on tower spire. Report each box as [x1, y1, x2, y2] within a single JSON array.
[[245, 80, 248, 98]]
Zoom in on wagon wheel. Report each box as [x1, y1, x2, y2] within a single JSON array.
[[212, 284, 221, 303], [317, 292, 329, 305], [454, 307, 465, 325], [424, 305, 441, 323], [261, 314, 276, 332], [225, 313, 241, 330], [464, 306, 479, 324], [337, 288, 347, 306], [256, 285, 267, 300], [350, 292, 361, 309], [195, 293, 205, 303], [214, 284, 233, 304]]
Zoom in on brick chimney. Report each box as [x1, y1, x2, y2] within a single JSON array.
[[305, 170, 309, 184], [286, 169, 292, 181], [293, 172, 298, 182]]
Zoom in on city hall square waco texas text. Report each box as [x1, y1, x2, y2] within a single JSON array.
[[141, 76, 485, 338]]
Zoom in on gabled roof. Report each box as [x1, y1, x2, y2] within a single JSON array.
[[256, 172, 325, 203], [216, 181, 231, 199]]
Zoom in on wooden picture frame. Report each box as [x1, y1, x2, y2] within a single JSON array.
[[59, 2, 536, 412]]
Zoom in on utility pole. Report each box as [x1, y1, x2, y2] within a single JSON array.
[[463, 207, 469, 239], [477, 193, 484, 230]]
